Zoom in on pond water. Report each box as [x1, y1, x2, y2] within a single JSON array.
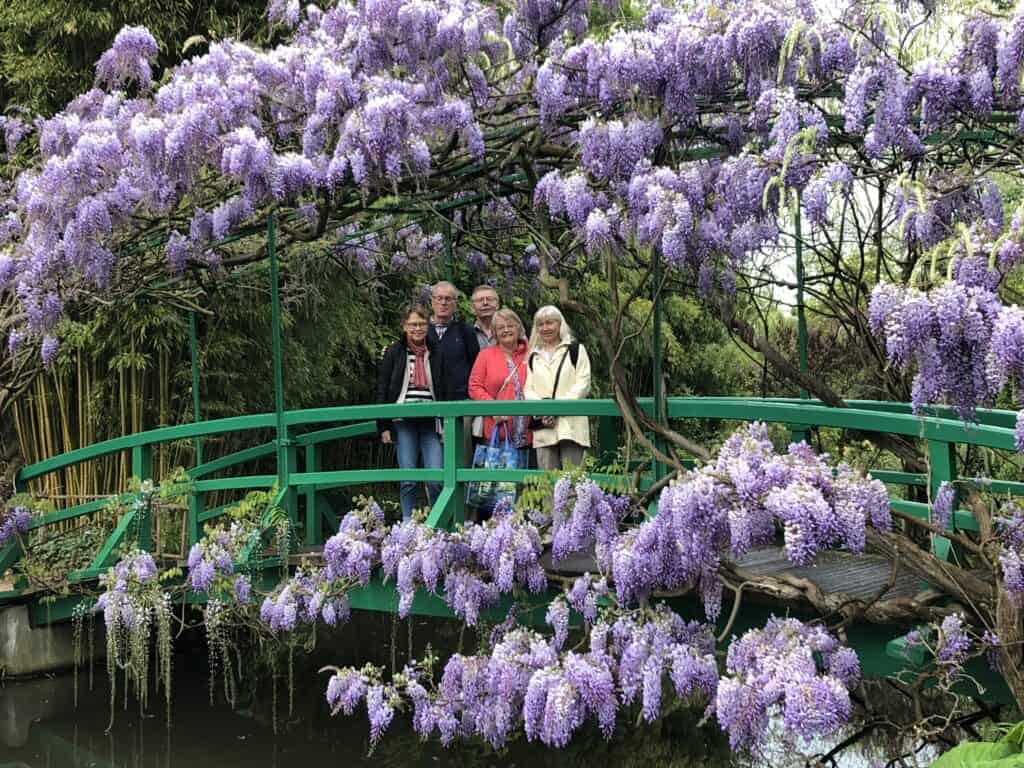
[[0, 612, 932, 768], [0, 668, 735, 768], [0, 608, 734, 768]]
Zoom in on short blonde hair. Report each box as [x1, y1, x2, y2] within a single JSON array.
[[529, 305, 574, 350], [492, 308, 526, 341]]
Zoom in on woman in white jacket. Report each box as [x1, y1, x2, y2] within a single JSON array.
[[523, 305, 591, 470]]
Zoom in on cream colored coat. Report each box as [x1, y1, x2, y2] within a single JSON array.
[[523, 342, 592, 448]]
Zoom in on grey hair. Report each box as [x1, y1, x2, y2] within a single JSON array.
[[431, 280, 460, 298], [492, 308, 527, 341], [528, 305, 573, 350]]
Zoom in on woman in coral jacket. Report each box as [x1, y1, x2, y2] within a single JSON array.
[[468, 308, 532, 450]]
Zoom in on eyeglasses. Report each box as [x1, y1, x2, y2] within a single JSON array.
[[404, 321, 428, 329], [433, 296, 456, 303]]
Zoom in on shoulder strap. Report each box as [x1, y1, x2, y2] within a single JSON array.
[[568, 340, 580, 367], [551, 346, 571, 399], [528, 351, 537, 373]]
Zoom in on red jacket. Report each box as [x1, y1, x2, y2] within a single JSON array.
[[468, 340, 532, 444]]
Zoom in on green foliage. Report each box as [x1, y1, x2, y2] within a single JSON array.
[[0, 0, 268, 115], [929, 722, 1024, 767], [20, 525, 107, 587]]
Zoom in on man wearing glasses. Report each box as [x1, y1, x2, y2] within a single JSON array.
[[427, 281, 480, 401], [470, 285, 500, 350]]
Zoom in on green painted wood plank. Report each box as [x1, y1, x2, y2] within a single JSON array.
[[872, 470, 927, 486], [0, 540, 24, 575], [18, 413, 277, 481], [295, 421, 377, 446], [889, 498, 980, 533], [17, 398, 1024, 488], [425, 486, 455, 530], [76, 507, 137, 578], [442, 414, 464, 526], [664, 401, 1017, 451], [197, 503, 234, 523], [26, 493, 135, 531], [969, 478, 1024, 496], [291, 469, 444, 487], [456, 468, 630, 489], [189, 442, 276, 479], [192, 475, 277, 492], [305, 444, 321, 546], [66, 566, 103, 582]]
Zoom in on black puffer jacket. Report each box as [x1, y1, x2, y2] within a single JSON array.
[[375, 334, 449, 435]]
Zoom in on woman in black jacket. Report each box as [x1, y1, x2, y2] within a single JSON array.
[[377, 303, 447, 520]]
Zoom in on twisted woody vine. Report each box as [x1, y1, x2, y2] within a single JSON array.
[[4, 0, 1024, 760]]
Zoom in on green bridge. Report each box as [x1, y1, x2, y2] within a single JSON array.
[[0, 395, 1019, 693]]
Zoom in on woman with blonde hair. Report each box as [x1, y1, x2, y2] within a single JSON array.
[[523, 305, 591, 470]]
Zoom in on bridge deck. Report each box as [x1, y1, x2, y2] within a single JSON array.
[[540, 545, 921, 602]]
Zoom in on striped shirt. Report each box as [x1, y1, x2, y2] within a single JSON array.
[[401, 352, 434, 404]]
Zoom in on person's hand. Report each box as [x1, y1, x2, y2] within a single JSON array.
[[541, 416, 556, 427], [381, 430, 393, 444]]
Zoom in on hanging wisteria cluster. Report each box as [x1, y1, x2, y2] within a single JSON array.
[[715, 618, 860, 750], [0, 504, 31, 546], [996, 502, 1024, 602], [260, 499, 387, 631], [4, 0, 1024, 356], [83, 422, 893, 751], [599, 422, 891, 618], [187, 520, 260, 602], [94, 549, 173, 713], [868, 266, 1024, 444], [228, 423, 887, 750]]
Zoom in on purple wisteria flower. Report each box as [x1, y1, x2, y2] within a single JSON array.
[[598, 423, 890, 618], [95, 26, 159, 90], [187, 521, 257, 597], [0, 506, 31, 546], [715, 617, 859, 750]]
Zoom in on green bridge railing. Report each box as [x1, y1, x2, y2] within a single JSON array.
[[5, 396, 1022, 568], [2, 395, 1022, 688], [2, 396, 1022, 619]]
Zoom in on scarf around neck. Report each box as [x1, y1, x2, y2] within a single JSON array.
[[407, 337, 429, 389]]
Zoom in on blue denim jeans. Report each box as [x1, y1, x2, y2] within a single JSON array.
[[393, 419, 443, 520]]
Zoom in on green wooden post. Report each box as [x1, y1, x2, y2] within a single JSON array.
[[189, 310, 203, 465], [791, 202, 811, 445], [444, 219, 454, 282], [305, 444, 321, 546], [131, 444, 153, 551], [597, 416, 617, 465], [651, 249, 666, 481], [268, 214, 297, 531], [928, 440, 957, 562], [188, 491, 204, 547], [187, 309, 205, 547], [438, 414, 464, 528]]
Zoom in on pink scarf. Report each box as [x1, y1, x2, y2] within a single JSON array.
[[407, 338, 429, 389]]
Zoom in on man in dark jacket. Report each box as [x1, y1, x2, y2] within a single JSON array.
[[428, 281, 480, 471], [427, 281, 480, 400]]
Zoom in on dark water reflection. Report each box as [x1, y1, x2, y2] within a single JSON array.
[[0, 609, 927, 768], [0, 661, 729, 768]]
